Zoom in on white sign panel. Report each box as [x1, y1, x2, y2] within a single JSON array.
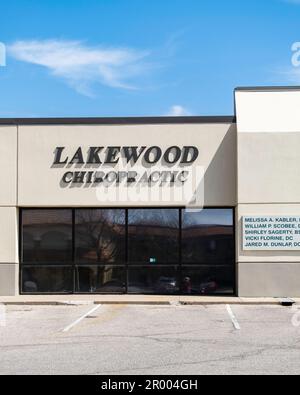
[[243, 216, 300, 251]]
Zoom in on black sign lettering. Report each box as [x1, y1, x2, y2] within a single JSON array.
[[105, 147, 121, 164], [181, 146, 199, 164], [54, 144, 199, 187], [54, 147, 68, 165], [87, 147, 104, 164], [163, 146, 182, 164], [70, 148, 84, 165], [62, 172, 73, 183], [144, 146, 162, 164], [72, 171, 86, 183], [123, 146, 146, 164]]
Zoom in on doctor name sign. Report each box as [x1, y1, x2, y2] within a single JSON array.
[[243, 216, 300, 251]]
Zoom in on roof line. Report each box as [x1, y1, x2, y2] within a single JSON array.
[[235, 86, 300, 92], [0, 116, 235, 126]]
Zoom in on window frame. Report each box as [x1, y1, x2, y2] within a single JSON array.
[[19, 207, 236, 296]]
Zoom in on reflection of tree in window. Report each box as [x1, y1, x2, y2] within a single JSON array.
[[75, 209, 125, 264]]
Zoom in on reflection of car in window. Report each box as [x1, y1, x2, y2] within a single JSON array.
[[155, 277, 179, 294], [198, 279, 218, 295], [181, 277, 218, 295], [23, 281, 38, 293], [23, 269, 38, 292]]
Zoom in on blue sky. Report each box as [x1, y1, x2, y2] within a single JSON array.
[[0, 0, 299, 117]]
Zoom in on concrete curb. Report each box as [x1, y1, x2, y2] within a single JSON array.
[[0, 297, 299, 306]]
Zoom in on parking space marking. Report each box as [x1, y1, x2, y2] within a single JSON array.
[[226, 304, 241, 330], [62, 304, 102, 332]]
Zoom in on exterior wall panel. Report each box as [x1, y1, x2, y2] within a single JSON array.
[[236, 88, 300, 297], [0, 126, 17, 206], [237, 132, 300, 204], [0, 207, 18, 264], [0, 264, 18, 296], [235, 89, 300, 133], [238, 263, 300, 297], [17, 123, 237, 208], [0, 207, 18, 296]]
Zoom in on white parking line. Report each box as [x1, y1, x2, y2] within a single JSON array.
[[62, 304, 102, 332], [226, 304, 241, 330]]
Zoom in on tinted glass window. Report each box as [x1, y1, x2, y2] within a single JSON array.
[[22, 210, 72, 263], [181, 266, 234, 295], [182, 209, 234, 264], [21, 208, 235, 295], [75, 209, 126, 264], [22, 266, 73, 293], [128, 209, 179, 264], [128, 266, 179, 294], [75, 266, 125, 293]]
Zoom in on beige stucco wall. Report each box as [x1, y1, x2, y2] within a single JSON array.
[[237, 132, 300, 204], [236, 89, 300, 297], [235, 89, 300, 133], [238, 263, 300, 297], [0, 207, 18, 296], [0, 264, 18, 296], [18, 123, 237, 207], [0, 126, 17, 206], [0, 207, 18, 264], [0, 126, 18, 295]]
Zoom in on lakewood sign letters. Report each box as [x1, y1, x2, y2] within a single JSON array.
[[243, 216, 300, 250], [52, 145, 199, 186]]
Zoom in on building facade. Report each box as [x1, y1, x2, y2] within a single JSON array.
[[1, 86, 300, 297]]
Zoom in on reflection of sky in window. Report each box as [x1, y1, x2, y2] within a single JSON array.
[[129, 209, 178, 226], [25, 209, 233, 227], [103, 209, 125, 224], [183, 209, 233, 227], [128, 209, 233, 227]]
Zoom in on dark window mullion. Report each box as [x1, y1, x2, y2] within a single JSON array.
[[72, 208, 76, 293], [125, 208, 128, 294], [19, 208, 23, 264], [179, 208, 182, 292]]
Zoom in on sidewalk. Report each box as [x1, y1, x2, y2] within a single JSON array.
[[0, 295, 298, 305]]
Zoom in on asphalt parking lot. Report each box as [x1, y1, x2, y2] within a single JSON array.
[[1, 303, 300, 375]]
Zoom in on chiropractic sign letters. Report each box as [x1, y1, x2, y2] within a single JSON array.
[[52, 145, 200, 187]]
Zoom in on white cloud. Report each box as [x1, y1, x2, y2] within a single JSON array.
[[8, 40, 152, 96], [165, 105, 192, 116]]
